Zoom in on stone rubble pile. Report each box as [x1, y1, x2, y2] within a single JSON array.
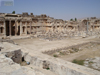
[[37, 30, 72, 40], [35, 28, 100, 40]]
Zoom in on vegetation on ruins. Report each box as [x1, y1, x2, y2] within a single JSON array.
[[53, 54, 58, 57], [60, 52, 65, 55], [70, 19, 73, 21], [12, 11, 15, 14], [75, 18, 77, 21], [72, 59, 84, 65], [31, 67, 33, 69], [46, 68, 50, 70], [72, 48, 79, 52], [70, 18, 77, 21]]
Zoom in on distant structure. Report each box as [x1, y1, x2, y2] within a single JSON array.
[[0, 12, 100, 37]]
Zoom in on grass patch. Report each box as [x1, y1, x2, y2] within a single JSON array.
[[89, 61, 93, 64], [72, 59, 84, 65], [60, 52, 65, 55], [72, 48, 79, 52], [69, 50, 74, 53], [31, 67, 33, 69], [46, 68, 50, 70], [53, 54, 58, 57]]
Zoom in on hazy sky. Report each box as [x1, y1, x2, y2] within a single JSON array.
[[0, 0, 100, 20]]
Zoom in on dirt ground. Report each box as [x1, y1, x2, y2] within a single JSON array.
[[13, 36, 100, 62], [58, 42, 100, 62]]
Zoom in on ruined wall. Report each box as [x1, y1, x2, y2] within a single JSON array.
[[0, 13, 100, 37]]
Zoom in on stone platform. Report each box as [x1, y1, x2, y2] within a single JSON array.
[[0, 36, 100, 75]]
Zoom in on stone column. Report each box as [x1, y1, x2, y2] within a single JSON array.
[[20, 21, 22, 36], [66, 25, 68, 31], [93, 24, 95, 31], [51, 25, 53, 32], [61, 25, 62, 32], [0, 27, 1, 34], [25, 22, 27, 35], [9, 20, 11, 36], [15, 20, 17, 36], [30, 21, 32, 34], [32, 21, 34, 32], [64, 24, 66, 31], [4, 20, 6, 36], [78, 25, 79, 31], [99, 23, 100, 31], [41, 22, 43, 32], [86, 22, 88, 35]]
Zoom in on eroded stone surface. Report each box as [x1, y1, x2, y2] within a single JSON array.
[[0, 53, 48, 75]]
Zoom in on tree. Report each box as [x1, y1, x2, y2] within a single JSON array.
[[70, 19, 73, 21], [75, 18, 77, 21], [12, 11, 15, 14]]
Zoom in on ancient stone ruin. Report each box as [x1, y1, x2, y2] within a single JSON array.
[[0, 12, 100, 75], [0, 13, 100, 40]]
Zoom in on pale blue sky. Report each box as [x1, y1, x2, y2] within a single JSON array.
[[0, 0, 100, 20]]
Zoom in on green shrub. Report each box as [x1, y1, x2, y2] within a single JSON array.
[[72, 59, 84, 65], [53, 54, 58, 57], [46, 68, 50, 70], [60, 52, 65, 55], [31, 67, 33, 69]]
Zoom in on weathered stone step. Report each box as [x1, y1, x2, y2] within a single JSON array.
[[27, 65, 58, 75]]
